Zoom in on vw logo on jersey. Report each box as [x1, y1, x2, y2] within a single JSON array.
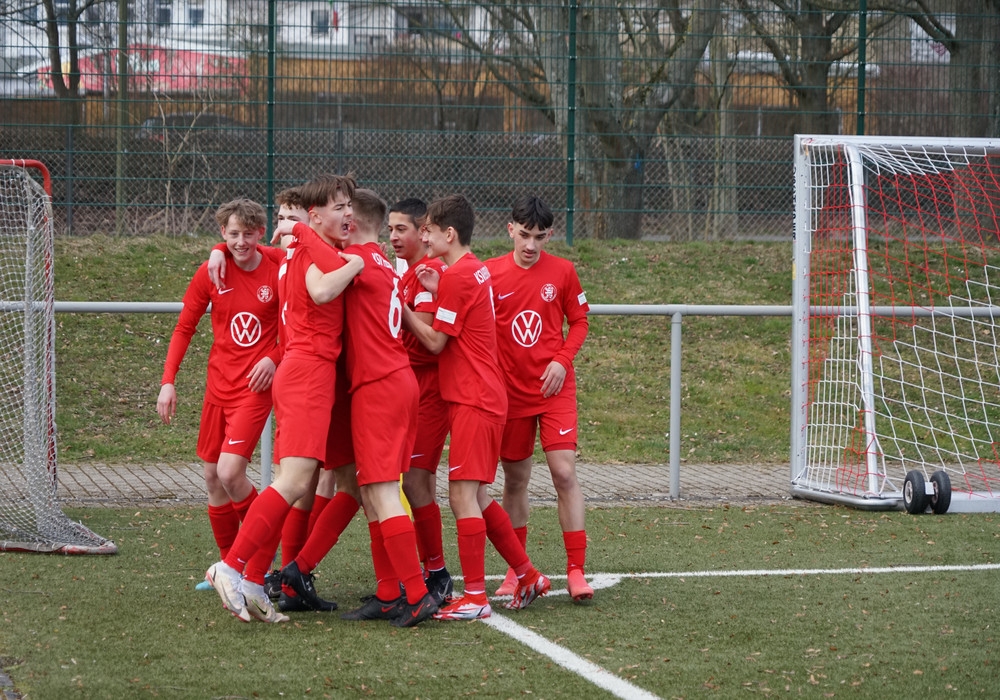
[[511, 310, 543, 348], [540, 284, 557, 302], [257, 285, 274, 303], [231, 312, 263, 347]]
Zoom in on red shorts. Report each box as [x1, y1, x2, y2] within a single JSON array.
[[324, 364, 354, 470], [500, 397, 578, 461], [410, 364, 450, 473], [447, 403, 503, 484], [272, 355, 336, 462], [196, 392, 273, 463], [353, 367, 418, 486]]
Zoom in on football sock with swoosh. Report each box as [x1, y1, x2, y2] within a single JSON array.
[[564, 529, 587, 572], [380, 515, 429, 604], [368, 520, 402, 601], [412, 502, 445, 571], [455, 517, 487, 596], [482, 500, 531, 577]]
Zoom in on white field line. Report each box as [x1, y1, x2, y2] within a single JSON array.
[[483, 614, 663, 700], [480, 563, 1000, 699]]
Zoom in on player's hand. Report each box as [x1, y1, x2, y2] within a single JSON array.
[[540, 360, 567, 398], [247, 357, 277, 393], [340, 251, 364, 273], [271, 219, 296, 246], [156, 383, 177, 425], [415, 264, 440, 295], [208, 249, 226, 289]]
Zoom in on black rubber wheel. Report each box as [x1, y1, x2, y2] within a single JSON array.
[[930, 470, 952, 515], [903, 470, 929, 514]]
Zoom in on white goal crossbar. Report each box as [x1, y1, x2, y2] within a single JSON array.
[[0, 160, 116, 553], [791, 136, 1000, 513]]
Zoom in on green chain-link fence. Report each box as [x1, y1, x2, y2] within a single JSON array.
[[1, 1, 997, 239]]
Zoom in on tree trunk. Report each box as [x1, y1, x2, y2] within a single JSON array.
[[951, 1, 988, 137]]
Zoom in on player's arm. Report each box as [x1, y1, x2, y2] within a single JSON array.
[[305, 253, 364, 305], [402, 305, 448, 354], [207, 241, 283, 288], [157, 270, 211, 424], [543, 274, 590, 398]]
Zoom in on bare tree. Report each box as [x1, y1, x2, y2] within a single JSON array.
[[394, 0, 721, 239]]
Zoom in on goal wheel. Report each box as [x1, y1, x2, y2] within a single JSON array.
[[929, 470, 952, 515], [902, 470, 929, 514]]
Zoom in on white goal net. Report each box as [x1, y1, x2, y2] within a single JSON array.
[[791, 136, 1000, 513], [0, 160, 115, 553]]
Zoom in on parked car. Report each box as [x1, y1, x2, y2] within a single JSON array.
[[134, 112, 248, 146]]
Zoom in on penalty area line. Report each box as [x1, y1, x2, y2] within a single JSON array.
[[483, 614, 662, 700], [602, 562, 1000, 579]]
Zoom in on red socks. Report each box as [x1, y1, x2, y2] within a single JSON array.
[[455, 517, 487, 595], [368, 520, 401, 601], [482, 500, 531, 576], [564, 529, 587, 572], [411, 502, 445, 571], [380, 515, 429, 604], [295, 491, 360, 573], [207, 502, 239, 559], [223, 486, 291, 572]]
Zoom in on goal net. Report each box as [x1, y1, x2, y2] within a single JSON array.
[[0, 160, 116, 553], [791, 136, 1000, 513]]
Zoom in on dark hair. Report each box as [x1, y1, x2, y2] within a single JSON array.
[[510, 195, 554, 230], [215, 198, 266, 230], [276, 186, 305, 210], [352, 188, 387, 232], [389, 197, 427, 227], [299, 173, 356, 211], [426, 194, 475, 246]]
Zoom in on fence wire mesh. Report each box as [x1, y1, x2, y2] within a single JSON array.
[[0, 2, 996, 239]]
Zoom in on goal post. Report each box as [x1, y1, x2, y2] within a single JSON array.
[[0, 160, 116, 553], [791, 135, 1000, 513]]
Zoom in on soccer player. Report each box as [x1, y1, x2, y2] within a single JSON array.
[[389, 197, 453, 603], [206, 174, 363, 624], [402, 194, 551, 621], [326, 188, 437, 626], [485, 195, 594, 602], [156, 198, 279, 590]]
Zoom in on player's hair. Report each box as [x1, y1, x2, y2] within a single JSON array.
[[215, 198, 266, 231], [299, 173, 357, 211], [510, 195, 554, 230], [276, 186, 305, 211], [389, 197, 427, 227], [352, 188, 387, 233], [427, 194, 475, 246]]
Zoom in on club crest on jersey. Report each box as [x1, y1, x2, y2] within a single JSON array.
[[231, 312, 263, 347], [511, 310, 543, 347], [540, 284, 557, 302], [257, 285, 274, 303]]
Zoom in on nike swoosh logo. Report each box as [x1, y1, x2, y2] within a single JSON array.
[[227, 439, 245, 445], [558, 428, 575, 436], [218, 288, 234, 295], [497, 292, 515, 300], [381, 605, 397, 614], [411, 604, 425, 618], [410, 453, 424, 459], [448, 465, 462, 472]]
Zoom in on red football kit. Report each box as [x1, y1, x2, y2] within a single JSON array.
[[271, 223, 348, 462], [341, 241, 418, 486], [432, 252, 507, 483], [400, 256, 450, 473], [162, 253, 280, 462]]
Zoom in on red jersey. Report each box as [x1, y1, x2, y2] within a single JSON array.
[[161, 253, 281, 404], [281, 222, 347, 362], [342, 241, 412, 389], [485, 250, 589, 418], [432, 252, 507, 420], [399, 255, 447, 369]]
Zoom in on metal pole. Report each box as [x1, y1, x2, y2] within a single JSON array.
[[669, 311, 682, 499], [565, 0, 578, 245], [856, 0, 868, 135]]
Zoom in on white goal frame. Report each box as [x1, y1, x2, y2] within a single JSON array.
[[0, 160, 116, 553], [791, 135, 1000, 513]]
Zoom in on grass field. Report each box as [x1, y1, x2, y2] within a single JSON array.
[[1, 505, 998, 698]]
